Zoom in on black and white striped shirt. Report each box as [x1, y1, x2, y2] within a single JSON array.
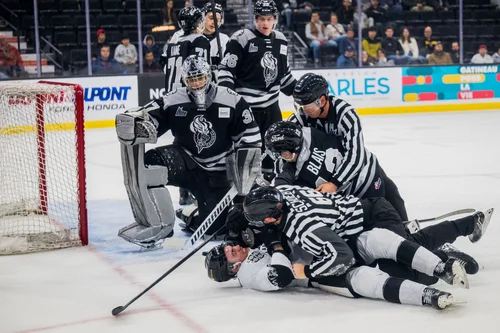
[[273, 126, 378, 198], [276, 184, 364, 278], [288, 96, 375, 189], [149, 87, 262, 172], [218, 29, 296, 110]]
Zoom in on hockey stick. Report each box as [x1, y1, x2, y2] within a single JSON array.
[[184, 184, 238, 247], [406, 208, 476, 224], [210, 0, 223, 80], [111, 225, 225, 316]]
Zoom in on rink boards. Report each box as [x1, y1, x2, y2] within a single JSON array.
[[2, 64, 500, 130]]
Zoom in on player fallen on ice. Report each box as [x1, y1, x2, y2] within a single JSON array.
[[239, 186, 493, 288], [115, 55, 261, 249]]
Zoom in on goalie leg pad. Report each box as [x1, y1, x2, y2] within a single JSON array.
[[119, 143, 176, 249], [227, 148, 262, 195]]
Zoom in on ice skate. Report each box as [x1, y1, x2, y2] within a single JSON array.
[[434, 259, 469, 289], [422, 288, 459, 310], [469, 208, 494, 243], [438, 243, 480, 274]]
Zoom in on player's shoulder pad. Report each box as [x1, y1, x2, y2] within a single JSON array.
[[231, 29, 254, 48], [213, 87, 239, 108], [273, 30, 288, 42], [163, 88, 190, 106]]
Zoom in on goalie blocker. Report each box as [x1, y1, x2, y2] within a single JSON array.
[[115, 55, 262, 249]]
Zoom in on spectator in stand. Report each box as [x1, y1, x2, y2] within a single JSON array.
[[0, 33, 24, 77], [362, 50, 375, 66], [419, 26, 438, 58], [492, 46, 500, 63], [362, 26, 381, 60], [92, 29, 109, 61], [337, 26, 357, 60], [471, 45, 493, 64], [382, 26, 410, 64], [426, 0, 449, 11], [365, 0, 388, 32], [114, 35, 138, 73], [376, 48, 395, 66], [337, 45, 357, 67], [325, 13, 345, 42], [306, 11, 337, 67], [184, 0, 190, 7], [383, 0, 404, 12], [143, 35, 162, 62], [162, 0, 178, 27], [399, 27, 426, 64], [449, 41, 460, 64], [427, 41, 453, 65], [336, 0, 354, 27], [411, 0, 433, 12], [143, 51, 162, 72], [92, 45, 122, 74], [354, 9, 374, 29]]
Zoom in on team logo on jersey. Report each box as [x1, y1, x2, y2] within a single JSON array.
[[247, 251, 265, 263], [249, 43, 258, 53], [175, 106, 187, 117], [261, 51, 278, 88], [374, 177, 382, 190], [190, 115, 216, 153], [267, 267, 280, 287]]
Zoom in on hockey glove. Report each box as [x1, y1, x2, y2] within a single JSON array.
[[261, 224, 283, 255], [225, 204, 249, 236]]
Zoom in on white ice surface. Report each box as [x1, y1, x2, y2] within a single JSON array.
[[1, 110, 500, 333]]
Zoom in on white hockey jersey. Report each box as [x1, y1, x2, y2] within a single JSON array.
[[237, 248, 305, 291]]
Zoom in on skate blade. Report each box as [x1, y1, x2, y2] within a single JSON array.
[[438, 295, 466, 309], [452, 261, 470, 289]]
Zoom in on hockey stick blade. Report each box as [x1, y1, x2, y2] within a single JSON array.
[[111, 226, 224, 316], [413, 208, 476, 224], [184, 185, 238, 248]]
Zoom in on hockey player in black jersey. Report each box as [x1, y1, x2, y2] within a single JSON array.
[[240, 186, 494, 287], [289, 73, 408, 221], [202, 2, 230, 72], [163, 6, 211, 92], [115, 55, 261, 248], [218, 0, 296, 179]]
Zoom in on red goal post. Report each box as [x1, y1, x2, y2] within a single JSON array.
[[0, 80, 88, 254]]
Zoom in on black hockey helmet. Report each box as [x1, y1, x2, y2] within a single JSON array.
[[178, 6, 204, 33], [205, 243, 237, 282], [202, 2, 224, 26], [265, 121, 303, 156], [293, 73, 329, 106], [254, 0, 279, 19], [243, 187, 284, 224]]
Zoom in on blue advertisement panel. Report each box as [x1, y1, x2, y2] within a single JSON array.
[[402, 65, 500, 102]]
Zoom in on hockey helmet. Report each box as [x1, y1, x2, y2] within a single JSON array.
[[243, 187, 284, 225], [264, 121, 303, 157], [181, 55, 216, 108], [205, 243, 238, 282], [254, 0, 279, 19], [178, 6, 204, 33], [202, 2, 224, 27], [293, 73, 329, 106]]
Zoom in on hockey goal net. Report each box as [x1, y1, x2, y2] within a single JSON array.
[[0, 81, 87, 254]]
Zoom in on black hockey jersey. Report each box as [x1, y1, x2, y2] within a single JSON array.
[[149, 87, 262, 172], [288, 95, 376, 189], [163, 33, 211, 92], [204, 32, 230, 68], [274, 127, 378, 198], [218, 29, 296, 110], [276, 184, 364, 277]]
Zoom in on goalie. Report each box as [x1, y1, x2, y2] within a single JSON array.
[[115, 55, 262, 249]]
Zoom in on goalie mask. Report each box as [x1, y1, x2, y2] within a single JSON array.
[[264, 121, 303, 162], [181, 55, 216, 109]]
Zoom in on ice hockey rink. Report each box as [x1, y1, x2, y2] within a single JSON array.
[[2, 109, 500, 333]]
